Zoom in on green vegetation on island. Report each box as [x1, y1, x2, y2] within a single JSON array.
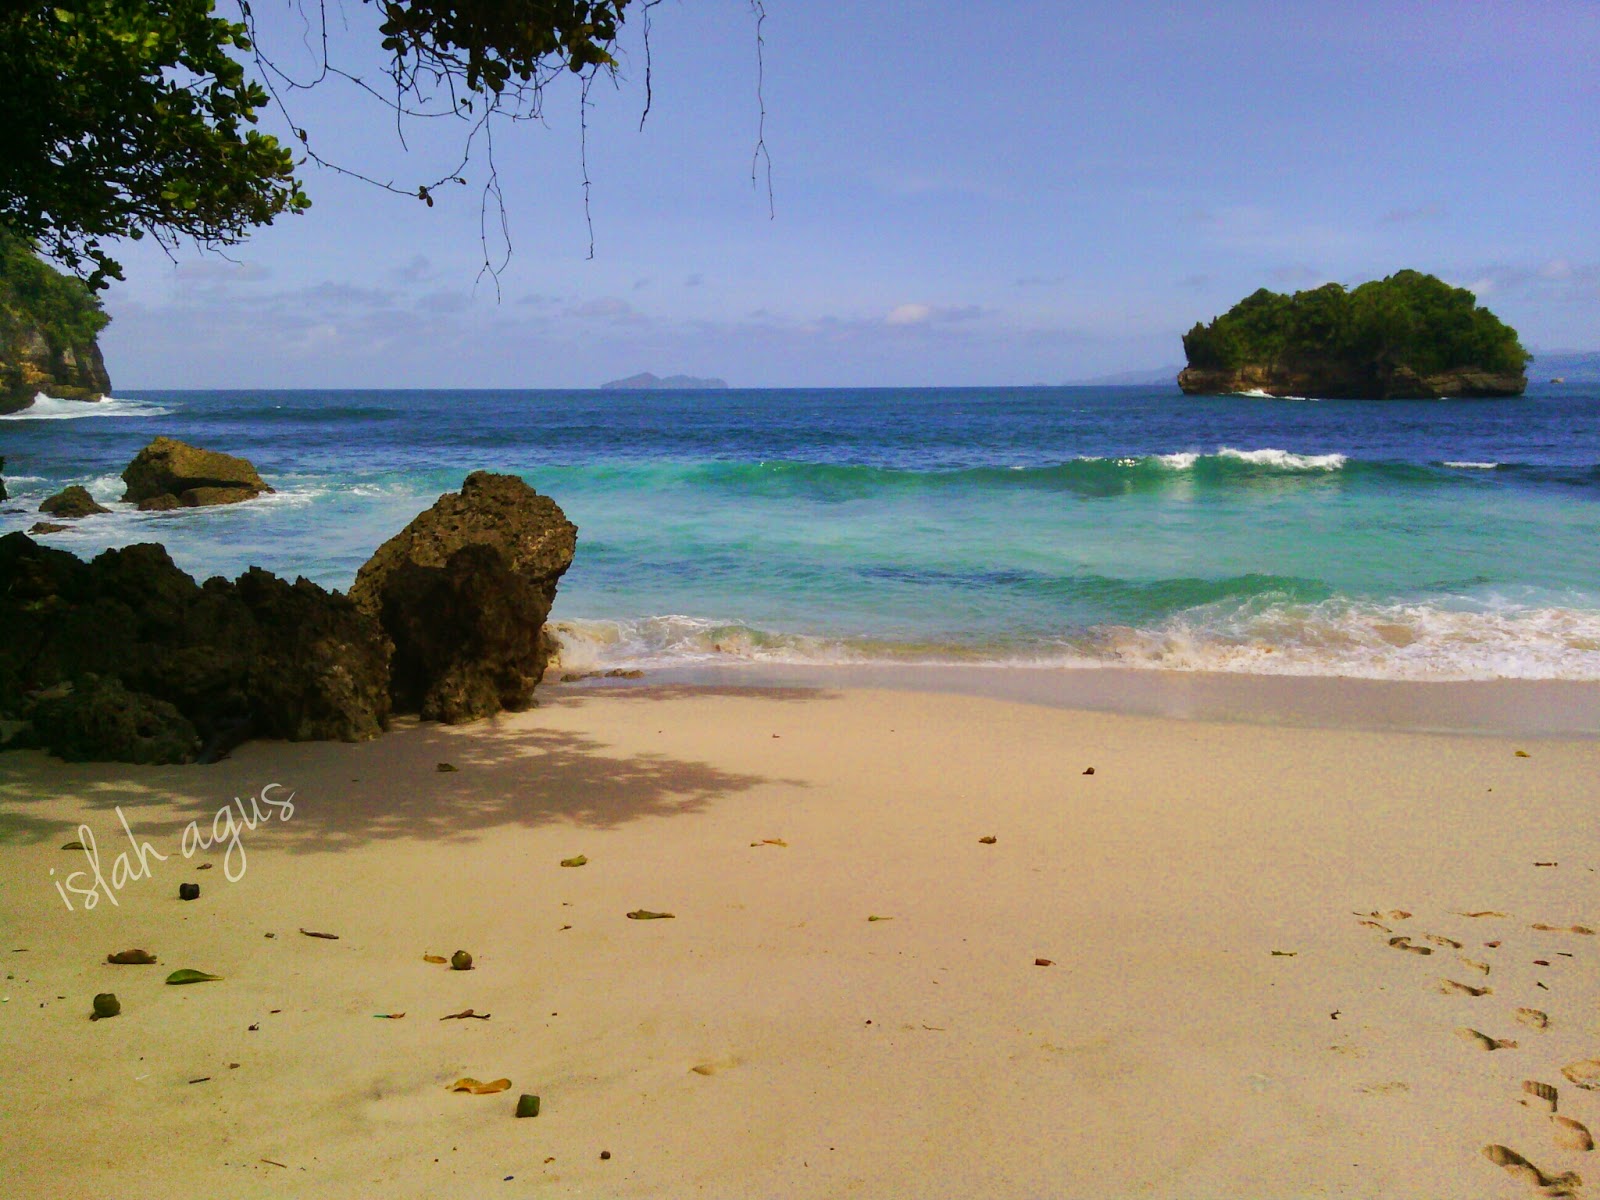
[[0, 229, 111, 411], [1179, 270, 1529, 398]]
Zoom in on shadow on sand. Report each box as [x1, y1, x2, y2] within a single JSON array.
[[0, 686, 835, 850]]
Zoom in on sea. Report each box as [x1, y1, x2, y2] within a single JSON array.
[[3, 384, 1599, 702]]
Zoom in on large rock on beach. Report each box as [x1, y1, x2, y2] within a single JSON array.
[[0, 532, 390, 764], [39, 485, 109, 518], [30, 675, 200, 765], [234, 567, 393, 743], [121, 437, 273, 509], [351, 471, 577, 723]]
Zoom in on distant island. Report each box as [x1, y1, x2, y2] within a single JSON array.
[[1178, 270, 1528, 398], [600, 371, 729, 391]]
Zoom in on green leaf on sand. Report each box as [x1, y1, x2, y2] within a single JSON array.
[[165, 969, 222, 985], [560, 855, 587, 868], [626, 910, 674, 920], [867, 915, 893, 922], [62, 840, 85, 850]]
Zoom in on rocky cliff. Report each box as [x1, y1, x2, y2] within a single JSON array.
[[0, 234, 111, 413], [1176, 363, 1526, 399]]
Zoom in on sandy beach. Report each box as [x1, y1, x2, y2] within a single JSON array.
[[2, 679, 1598, 1198]]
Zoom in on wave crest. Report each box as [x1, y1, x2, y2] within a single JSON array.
[[0, 394, 173, 421]]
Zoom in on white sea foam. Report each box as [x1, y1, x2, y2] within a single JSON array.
[[1442, 461, 1501, 470], [1095, 597, 1600, 681], [0, 393, 172, 420], [1154, 452, 1200, 469], [545, 596, 1600, 683], [1217, 446, 1346, 471], [1235, 388, 1311, 401]]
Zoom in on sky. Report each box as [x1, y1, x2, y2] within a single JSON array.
[[100, 1, 1599, 389]]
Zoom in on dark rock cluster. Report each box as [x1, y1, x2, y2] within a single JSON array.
[[0, 471, 576, 763]]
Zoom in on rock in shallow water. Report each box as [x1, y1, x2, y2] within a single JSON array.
[[121, 437, 273, 508], [39, 485, 108, 518]]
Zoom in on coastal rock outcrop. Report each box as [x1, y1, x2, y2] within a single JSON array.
[[121, 437, 274, 509], [31, 675, 201, 765], [0, 456, 8, 502], [0, 533, 390, 763], [1176, 363, 1527, 399], [351, 471, 577, 723], [39, 485, 109, 518], [1, 233, 111, 413]]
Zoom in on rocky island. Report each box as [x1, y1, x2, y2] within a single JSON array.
[[1178, 270, 1528, 398], [600, 371, 729, 390], [0, 231, 110, 413]]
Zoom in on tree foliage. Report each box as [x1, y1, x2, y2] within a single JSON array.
[[0, 1, 310, 287], [1182, 271, 1530, 377], [0, 1, 642, 287]]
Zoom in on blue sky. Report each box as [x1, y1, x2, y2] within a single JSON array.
[[101, 1, 1598, 389]]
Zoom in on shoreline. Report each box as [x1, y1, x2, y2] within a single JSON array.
[[560, 662, 1600, 739]]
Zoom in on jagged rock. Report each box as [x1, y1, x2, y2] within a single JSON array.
[[28, 522, 67, 535], [234, 568, 392, 742], [31, 675, 200, 765], [121, 437, 273, 508], [0, 533, 390, 763], [0, 456, 7, 502], [137, 494, 181, 512], [351, 472, 577, 723], [39, 485, 109, 518]]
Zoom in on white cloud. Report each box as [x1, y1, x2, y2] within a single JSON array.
[[886, 303, 934, 326], [884, 303, 984, 327]]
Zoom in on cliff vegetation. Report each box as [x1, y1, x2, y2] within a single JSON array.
[[0, 230, 111, 411], [1179, 270, 1528, 398]]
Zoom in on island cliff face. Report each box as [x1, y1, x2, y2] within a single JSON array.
[[0, 233, 110, 413], [1176, 363, 1525, 400], [1178, 271, 1527, 399]]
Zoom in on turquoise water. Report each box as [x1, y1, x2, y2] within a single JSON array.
[[3, 385, 1598, 680]]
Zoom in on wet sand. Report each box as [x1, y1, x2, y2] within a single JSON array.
[[0, 682, 1596, 1198]]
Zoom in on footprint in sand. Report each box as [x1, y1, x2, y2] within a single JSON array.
[[1522, 1080, 1559, 1113], [1515, 1008, 1550, 1030], [1461, 957, 1492, 975], [689, 1056, 742, 1076], [1532, 924, 1596, 935], [1388, 936, 1433, 956], [1436, 979, 1492, 997], [1425, 933, 1464, 950], [1553, 1116, 1595, 1152], [1562, 1060, 1600, 1090], [1457, 1027, 1518, 1051], [1481, 1144, 1583, 1196]]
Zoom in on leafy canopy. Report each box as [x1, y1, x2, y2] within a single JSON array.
[[1182, 271, 1530, 377], [0, 1, 636, 287]]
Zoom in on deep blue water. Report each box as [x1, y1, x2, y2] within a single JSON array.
[[3, 384, 1598, 679]]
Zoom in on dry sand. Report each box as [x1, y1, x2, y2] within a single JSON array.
[[1, 682, 1597, 1198]]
